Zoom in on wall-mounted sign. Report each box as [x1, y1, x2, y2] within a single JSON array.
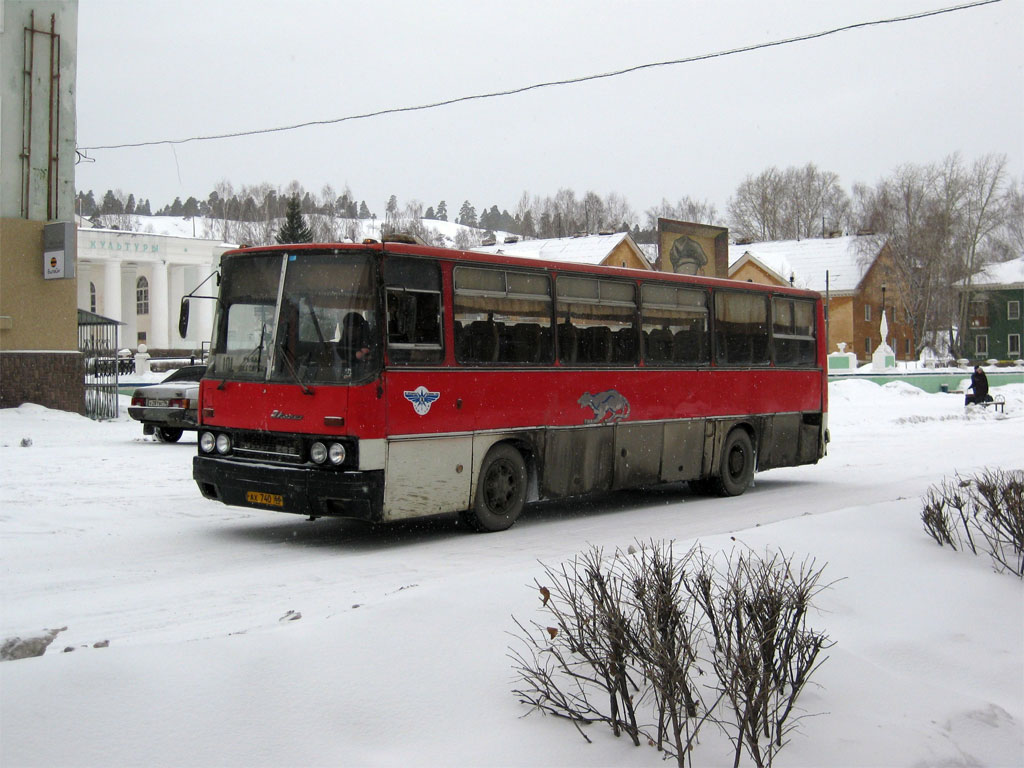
[[43, 221, 76, 280]]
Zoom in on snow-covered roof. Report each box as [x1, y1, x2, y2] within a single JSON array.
[[967, 256, 1024, 288], [470, 232, 647, 268], [728, 235, 876, 293]]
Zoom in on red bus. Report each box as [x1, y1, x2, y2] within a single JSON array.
[[184, 239, 827, 532]]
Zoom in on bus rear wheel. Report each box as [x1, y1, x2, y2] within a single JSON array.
[[463, 444, 527, 532], [714, 428, 754, 496]]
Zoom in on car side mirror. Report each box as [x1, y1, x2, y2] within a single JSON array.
[[178, 298, 190, 338]]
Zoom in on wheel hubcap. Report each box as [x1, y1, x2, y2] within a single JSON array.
[[485, 460, 516, 513], [727, 446, 746, 479]]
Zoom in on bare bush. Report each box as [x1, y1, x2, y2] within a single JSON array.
[[511, 543, 832, 767], [923, 469, 1024, 577], [692, 551, 832, 768]]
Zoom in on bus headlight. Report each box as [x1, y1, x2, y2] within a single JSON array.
[[328, 442, 346, 465], [309, 441, 328, 464], [199, 432, 216, 453], [215, 433, 232, 455]]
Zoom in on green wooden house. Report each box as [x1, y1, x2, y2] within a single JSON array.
[[960, 256, 1024, 362]]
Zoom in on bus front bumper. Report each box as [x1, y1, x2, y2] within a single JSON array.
[[193, 455, 384, 521]]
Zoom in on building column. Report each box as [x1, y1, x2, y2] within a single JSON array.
[[121, 265, 138, 348], [170, 264, 187, 345], [150, 260, 169, 349], [103, 259, 122, 323]]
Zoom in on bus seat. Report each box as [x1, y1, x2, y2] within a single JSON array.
[[557, 321, 578, 364], [511, 323, 542, 363], [647, 328, 673, 363], [613, 328, 637, 364], [465, 320, 499, 362], [673, 330, 701, 364], [581, 326, 612, 363]]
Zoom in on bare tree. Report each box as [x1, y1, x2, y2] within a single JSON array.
[[646, 196, 720, 231], [728, 164, 849, 242], [728, 167, 787, 241], [854, 154, 1013, 357], [953, 154, 1010, 352], [780, 163, 850, 239]]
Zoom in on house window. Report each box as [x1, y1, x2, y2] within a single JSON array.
[[905, 338, 912, 357], [89, 282, 96, 313], [864, 304, 871, 322], [1009, 334, 1021, 358], [968, 299, 988, 329], [137, 331, 147, 344], [1009, 301, 1020, 321], [865, 337, 872, 355], [136, 276, 149, 316], [975, 334, 988, 357]]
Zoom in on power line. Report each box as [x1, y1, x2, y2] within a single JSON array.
[[77, 0, 1000, 153]]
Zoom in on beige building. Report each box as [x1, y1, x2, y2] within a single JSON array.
[[1, 0, 81, 412]]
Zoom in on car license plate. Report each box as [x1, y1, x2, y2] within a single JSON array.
[[246, 491, 284, 507], [147, 399, 169, 407]]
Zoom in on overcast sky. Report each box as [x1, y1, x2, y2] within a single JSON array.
[[75, 0, 1023, 223]]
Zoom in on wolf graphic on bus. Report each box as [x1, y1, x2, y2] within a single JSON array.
[[578, 390, 631, 424]]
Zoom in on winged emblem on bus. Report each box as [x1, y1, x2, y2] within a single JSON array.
[[403, 386, 441, 416]]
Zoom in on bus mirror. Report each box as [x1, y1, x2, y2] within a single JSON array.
[[178, 298, 190, 338]]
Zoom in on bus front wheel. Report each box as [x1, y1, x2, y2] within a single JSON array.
[[464, 444, 527, 532], [714, 429, 754, 496]]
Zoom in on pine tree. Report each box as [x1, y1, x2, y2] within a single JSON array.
[[358, 201, 371, 219], [101, 189, 122, 215], [424, 206, 436, 220], [458, 200, 477, 227], [436, 200, 448, 221], [277, 196, 314, 243]]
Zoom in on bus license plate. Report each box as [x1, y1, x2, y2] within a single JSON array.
[[246, 491, 284, 507]]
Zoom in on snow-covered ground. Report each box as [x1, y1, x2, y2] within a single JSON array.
[[1, 381, 1022, 767]]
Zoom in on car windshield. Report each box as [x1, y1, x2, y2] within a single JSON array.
[[207, 249, 380, 385]]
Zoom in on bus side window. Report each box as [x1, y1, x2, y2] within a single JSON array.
[[772, 297, 817, 366], [641, 284, 708, 366], [383, 257, 443, 365], [557, 277, 636, 366], [454, 267, 552, 365], [714, 291, 770, 366]]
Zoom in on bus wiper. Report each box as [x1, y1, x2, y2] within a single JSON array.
[[274, 337, 315, 395]]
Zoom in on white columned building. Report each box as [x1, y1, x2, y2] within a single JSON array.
[[77, 224, 235, 353]]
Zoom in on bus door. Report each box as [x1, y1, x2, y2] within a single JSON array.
[[381, 255, 472, 520]]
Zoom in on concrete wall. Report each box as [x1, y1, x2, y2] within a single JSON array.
[[1, 0, 79, 221], [0, 1, 82, 412]]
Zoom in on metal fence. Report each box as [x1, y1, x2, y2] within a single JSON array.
[[78, 309, 123, 420]]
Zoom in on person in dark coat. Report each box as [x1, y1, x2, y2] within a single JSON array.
[[965, 366, 992, 406]]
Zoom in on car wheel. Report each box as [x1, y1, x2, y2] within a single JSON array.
[[713, 428, 754, 496], [462, 443, 527, 532], [155, 427, 184, 443]]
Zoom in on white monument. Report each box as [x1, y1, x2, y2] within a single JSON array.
[[871, 311, 896, 370]]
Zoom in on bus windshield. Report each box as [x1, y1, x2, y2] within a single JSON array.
[[208, 250, 380, 385]]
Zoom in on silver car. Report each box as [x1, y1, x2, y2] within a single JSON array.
[[128, 365, 206, 442]]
